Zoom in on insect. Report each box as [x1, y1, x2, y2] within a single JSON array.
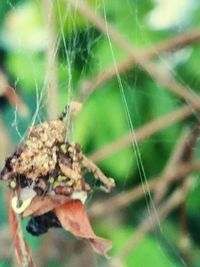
[[0, 105, 115, 239]]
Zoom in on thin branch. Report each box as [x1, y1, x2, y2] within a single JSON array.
[[0, 70, 28, 117], [0, 116, 12, 164], [153, 129, 190, 204], [82, 155, 115, 192], [90, 105, 195, 162], [178, 177, 192, 266], [79, 27, 200, 98], [67, 0, 200, 109], [154, 125, 200, 204], [42, 0, 59, 119], [9, 205, 35, 267], [0, 225, 12, 258], [4, 87, 29, 117], [115, 181, 191, 261], [90, 161, 200, 219]]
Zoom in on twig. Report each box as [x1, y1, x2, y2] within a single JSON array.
[[4, 87, 29, 117], [179, 177, 192, 266], [67, 0, 200, 109], [90, 105, 195, 162], [180, 124, 200, 162], [153, 130, 190, 204], [35, 233, 55, 267], [114, 181, 191, 261], [154, 125, 200, 204], [42, 0, 59, 119], [82, 155, 115, 192], [0, 70, 28, 117], [177, 126, 200, 266], [79, 27, 200, 98], [90, 161, 200, 219], [9, 204, 35, 267], [0, 116, 12, 164], [0, 225, 12, 258]]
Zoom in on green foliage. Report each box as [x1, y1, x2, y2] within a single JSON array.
[[6, 51, 46, 91], [186, 176, 200, 215], [110, 226, 183, 267], [74, 84, 135, 181], [0, 186, 7, 225], [0, 0, 200, 266]]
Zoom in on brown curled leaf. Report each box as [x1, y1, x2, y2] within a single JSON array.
[[54, 200, 112, 257], [23, 195, 70, 217]]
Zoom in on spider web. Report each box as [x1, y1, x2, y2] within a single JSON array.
[[0, 0, 200, 266]]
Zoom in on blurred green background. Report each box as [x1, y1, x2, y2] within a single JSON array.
[[1, 0, 200, 266]]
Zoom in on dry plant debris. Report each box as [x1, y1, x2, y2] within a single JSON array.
[[0, 115, 115, 257]]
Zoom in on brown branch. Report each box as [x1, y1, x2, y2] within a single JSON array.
[[82, 155, 115, 192], [42, 0, 59, 119], [0, 117, 12, 164], [89, 105, 195, 162], [0, 70, 29, 117], [90, 161, 200, 219], [153, 130, 190, 204], [67, 0, 200, 109], [154, 125, 200, 204], [114, 181, 191, 261], [0, 225, 12, 258], [178, 177, 192, 266], [177, 126, 200, 265], [9, 204, 35, 267], [4, 87, 29, 117], [79, 27, 200, 98]]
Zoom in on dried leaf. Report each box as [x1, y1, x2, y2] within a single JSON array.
[[23, 195, 70, 217], [12, 196, 34, 214], [12, 187, 36, 214], [54, 200, 112, 257]]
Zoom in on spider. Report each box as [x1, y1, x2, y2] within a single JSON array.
[[0, 105, 115, 233]]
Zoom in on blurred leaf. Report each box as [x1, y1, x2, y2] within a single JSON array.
[[0, 2, 8, 26], [181, 46, 200, 86], [0, 186, 7, 224], [110, 226, 183, 267], [6, 51, 73, 96], [141, 80, 180, 175], [186, 176, 200, 215], [90, 37, 127, 73], [0, 1, 45, 52], [55, 0, 102, 36], [6, 51, 46, 92], [74, 84, 135, 181]]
